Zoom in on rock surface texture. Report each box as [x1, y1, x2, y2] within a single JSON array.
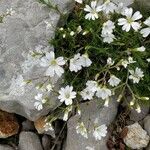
[[144, 115, 150, 136], [65, 99, 118, 150], [0, 0, 74, 121], [124, 123, 150, 149], [0, 145, 14, 150], [19, 131, 43, 150], [0, 110, 19, 138], [34, 116, 55, 138]]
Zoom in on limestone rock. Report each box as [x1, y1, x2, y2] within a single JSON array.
[[65, 98, 118, 150], [124, 122, 150, 149], [0, 0, 74, 121], [0, 110, 19, 138], [34, 116, 55, 138], [22, 120, 35, 131], [19, 131, 43, 150], [134, 0, 150, 10], [42, 135, 51, 150], [0, 145, 14, 150], [144, 115, 150, 136], [129, 106, 149, 122]]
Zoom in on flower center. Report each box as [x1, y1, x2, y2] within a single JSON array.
[[127, 18, 133, 23], [51, 59, 57, 65], [65, 93, 70, 99]]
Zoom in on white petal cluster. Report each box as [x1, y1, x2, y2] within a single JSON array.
[[107, 57, 114, 66], [101, 20, 115, 43], [58, 86, 76, 105], [44, 122, 54, 131], [80, 80, 98, 100], [136, 46, 146, 52], [108, 75, 121, 87], [86, 80, 98, 92], [121, 57, 136, 68], [115, 3, 127, 14], [34, 93, 45, 111], [101, 0, 116, 14], [40, 51, 65, 77], [80, 88, 95, 100], [93, 124, 107, 140], [96, 86, 112, 100], [118, 8, 142, 32], [140, 17, 150, 37], [6, 8, 15, 15], [76, 122, 88, 138], [84, 1, 102, 20], [129, 67, 144, 83], [69, 53, 92, 72], [63, 105, 73, 121]]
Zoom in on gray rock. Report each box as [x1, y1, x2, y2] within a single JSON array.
[[22, 120, 35, 131], [42, 135, 51, 150], [144, 115, 150, 136], [0, 145, 14, 150], [65, 98, 118, 150], [134, 0, 150, 10], [124, 123, 150, 149], [0, 0, 74, 121], [129, 106, 149, 122], [19, 131, 43, 150]]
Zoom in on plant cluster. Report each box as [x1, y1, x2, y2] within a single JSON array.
[[20, 0, 150, 143]]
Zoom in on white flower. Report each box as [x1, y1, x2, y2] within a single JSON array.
[[40, 51, 65, 77], [102, 20, 115, 35], [93, 124, 107, 140], [136, 46, 146, 52], [6, 8, 15, 15], [118, 8, 142, 32], [77, 26, 82, 33], [84, 1, 102, 20], [128, 57, 136, 64], [58, 86, 76, 105], [80, 88, 94, 100], [104, 98, 110, 107], [107, 57, 114, 66], [101, 33, 115, 43], [69, 53, 82, 72], [96, 86, 112, 100], [135, 104, 141, 113], [115, 3, 127, 14], [147, 58, 150, 62], [121, 59, 129, 68], [44, 122, 54, 131], [44, 21, 52, 29], [34, 93, 44, 111], [46, 83, 54, 92], [140, 17, 150, 37], [86, 80, 98, 92], [63, 34, 66, 38], [59, 27, 64, 31], [9, 75, 25, 96], [101, 0, 117, 14], [75, 0, 83, 4], [129, 67, 144, 83], [70, 31, 75, 36], [80, 53, 92, 67], [76, 122, 88, 138], [86, 146, 95, 150], [63, 105, 72, 121], [108, 75, 121, 87]]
